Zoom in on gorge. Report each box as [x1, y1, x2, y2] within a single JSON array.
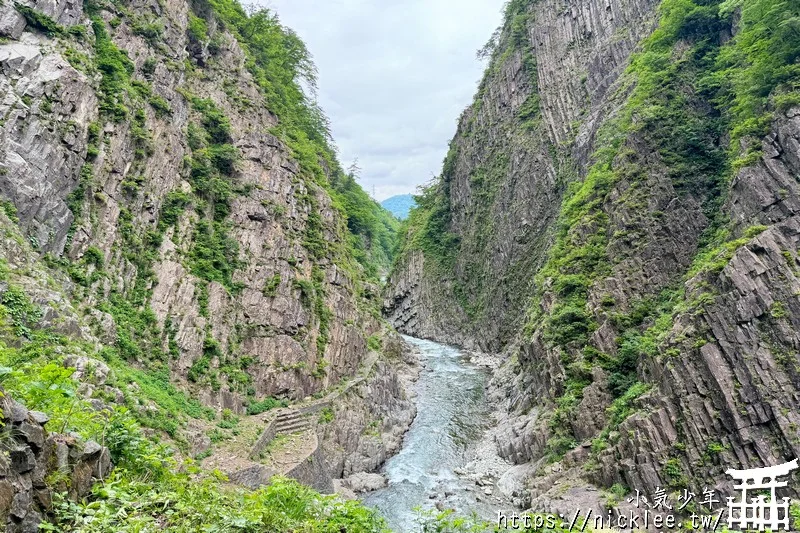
[[386, 0, 800, 520], [1, 0, 800, 531]]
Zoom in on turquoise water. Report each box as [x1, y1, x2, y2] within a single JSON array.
[[364, 336, 498, 531]]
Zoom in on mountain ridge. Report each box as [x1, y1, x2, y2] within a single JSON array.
[[380, 193, 415, 220]]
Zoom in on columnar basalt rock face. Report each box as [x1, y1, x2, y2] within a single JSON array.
[[591, 118, 800, 495], [387, 0, 800, 509], [0, 38, 97, 254], [385, 0, 662, 352], [0, 0, 386, 416], [532, 0, 660, 151], [318, 355, 418, 479]]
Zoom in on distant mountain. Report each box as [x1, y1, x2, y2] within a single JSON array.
[[381, 194, 416, 220]]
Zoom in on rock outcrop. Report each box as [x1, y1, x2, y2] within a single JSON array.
[[318, 341, 418, 481], [0, 0, 391, 414], [387, 0, 800, 511], [0, 392, 111, 533]]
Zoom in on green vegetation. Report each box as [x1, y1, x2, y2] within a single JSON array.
[[3, 348, 386, 531], [311, 267, 332, 356], [188, 219, 240, 289], [14, 3, 63, 36], [86, 122, 101, 159], [130, 16, 164, 47], [331, 169, 399, 277], [0, 201, 18, 223], [712, 0, 800, 162], [0, 276, 212, 437], [53, 464, 386, 532], [0, 277, 393, 531], [771, 301, 789, 319], [191, 0, 398, 279], [367, 334, 382, 352], [318, 406, 334, 424], [263, 272, 281, 297], [2, 285, 42, 338], [402, 164, 460, 271], [187, 13, 209, 44], [662, 457, 688, 488], [89, 12, 135, 121], [246, 396, 288, 415]]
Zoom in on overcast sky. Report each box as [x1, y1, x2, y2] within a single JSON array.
[[264, 0, 504, 201]]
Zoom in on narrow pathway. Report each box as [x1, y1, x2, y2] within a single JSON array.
[[202, 350, 382, 489]]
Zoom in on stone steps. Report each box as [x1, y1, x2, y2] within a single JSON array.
[[274, 410, 310, 435]]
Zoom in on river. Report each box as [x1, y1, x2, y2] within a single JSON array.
[[364, 336, 502, 531]]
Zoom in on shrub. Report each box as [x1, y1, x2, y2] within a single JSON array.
[[544, 304, 594, 346], [90, 15, 135, 121], [159, 191, 192, 229], [142, 57, 158, 78], [131, 18, 164, 45], [607, 382, 650, 427], [14, 3, 63, 36], [83, 246, 105, 268], [188, 13, 208, 43], [246, 396, 287, 415], [1, 285, 42, 338], [367, 334, 382, 352], [149, 95, 172, 117], [188, 220, 240, 289], [292, 278, 315, 307], [263, 273, 281, 297], [0, 201, 18, 223], [318, 407, 334, 424]]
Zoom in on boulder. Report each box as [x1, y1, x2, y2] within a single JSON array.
[[344, 472, 387, 493]]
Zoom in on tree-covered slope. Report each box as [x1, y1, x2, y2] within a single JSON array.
[[381, 194, 416, 220]]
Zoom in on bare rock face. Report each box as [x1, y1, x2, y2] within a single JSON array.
[[728, 112, 800, 231], [0, 0, 382, 416], [0, 392, 110, 533], [0, 8, 25, 38], [0, 38, 96, 254], [386, 0, 800, 510], [318, 336, 419, 480], [344, 472, 387, 493]]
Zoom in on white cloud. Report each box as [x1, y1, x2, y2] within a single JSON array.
[[262, 0, 504, 200]]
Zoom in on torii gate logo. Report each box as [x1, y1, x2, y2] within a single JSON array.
[[726, 459, 798, 531]]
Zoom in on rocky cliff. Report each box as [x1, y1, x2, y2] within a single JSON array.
[[387, 0, 800, 511], [0, 0, 401, 421], [0, 0, 410, 528]]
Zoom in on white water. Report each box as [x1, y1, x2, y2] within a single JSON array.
[[364, 336, 501, 531]]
